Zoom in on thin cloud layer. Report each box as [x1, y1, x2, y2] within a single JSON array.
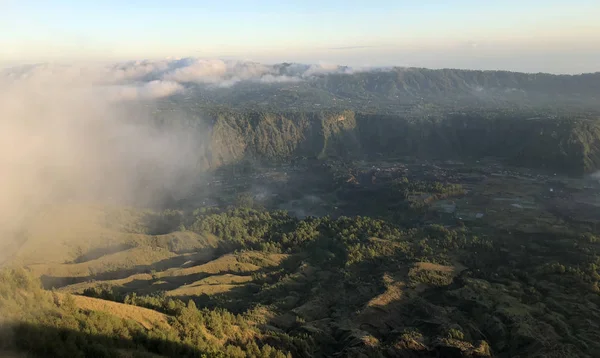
[[101, 80, 184, 101], [158, 59, 357, 86], [2, 58, 364, 93]]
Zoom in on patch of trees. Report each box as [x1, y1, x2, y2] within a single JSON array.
[[188, 207, 493, 270]]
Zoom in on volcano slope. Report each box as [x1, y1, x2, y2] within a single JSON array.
[[3, 160, 600, 358]]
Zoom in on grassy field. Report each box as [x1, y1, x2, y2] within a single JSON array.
[[63, 293, 171, 330], [33, 229, 290, 305]]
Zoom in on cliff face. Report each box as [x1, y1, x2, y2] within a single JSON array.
[[196, 110, 600, 176], [201, 110, 361, 167], [355, 114, 600, 175]]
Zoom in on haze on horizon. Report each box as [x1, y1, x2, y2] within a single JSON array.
[[1, 0, 599, 74]]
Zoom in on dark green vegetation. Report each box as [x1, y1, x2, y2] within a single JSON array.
[[170, 67, 600, 112], [4, 157, 600, 357], [146, 68, 600, 176], [151, 108, 600, 177]]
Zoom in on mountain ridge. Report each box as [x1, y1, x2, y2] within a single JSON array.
[[150, 108, 600, 176]]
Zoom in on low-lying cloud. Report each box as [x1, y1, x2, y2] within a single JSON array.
[[0, 57, 366, 264], [0, 59, 208, 264], [2, 58, 363, 91], [153, 59, 359, 86], [100, 80, 184, 101]]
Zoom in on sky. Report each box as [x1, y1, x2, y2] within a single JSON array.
[[1, 0, 599, 73]]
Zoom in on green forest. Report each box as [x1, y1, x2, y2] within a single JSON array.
[[3, 197, 600, 357]]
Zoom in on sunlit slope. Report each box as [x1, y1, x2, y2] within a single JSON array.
[[8, 200, 600, 357], [56, 293, 171, 330], [11, 205, 285, 301], [6, 204, 218, 271], [0, 268, 294, 357], [54, 251, 287, 299]]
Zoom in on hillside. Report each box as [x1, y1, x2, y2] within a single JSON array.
[[138, 67, 600, 177], [0, 268, 295, 357], [60, 293, 171, 330], [5, 199, 600, 357], [167, 67, 600, 112], [153, 108, 600, 176], [3, 155, 600, 357]]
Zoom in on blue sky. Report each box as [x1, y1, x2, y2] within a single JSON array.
[[1, 0, 599, 73]]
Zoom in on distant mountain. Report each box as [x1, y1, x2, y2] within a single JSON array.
[[170, 67, 600, 113], [118, 63, 600, 176], [5, 60, 598, 112]]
